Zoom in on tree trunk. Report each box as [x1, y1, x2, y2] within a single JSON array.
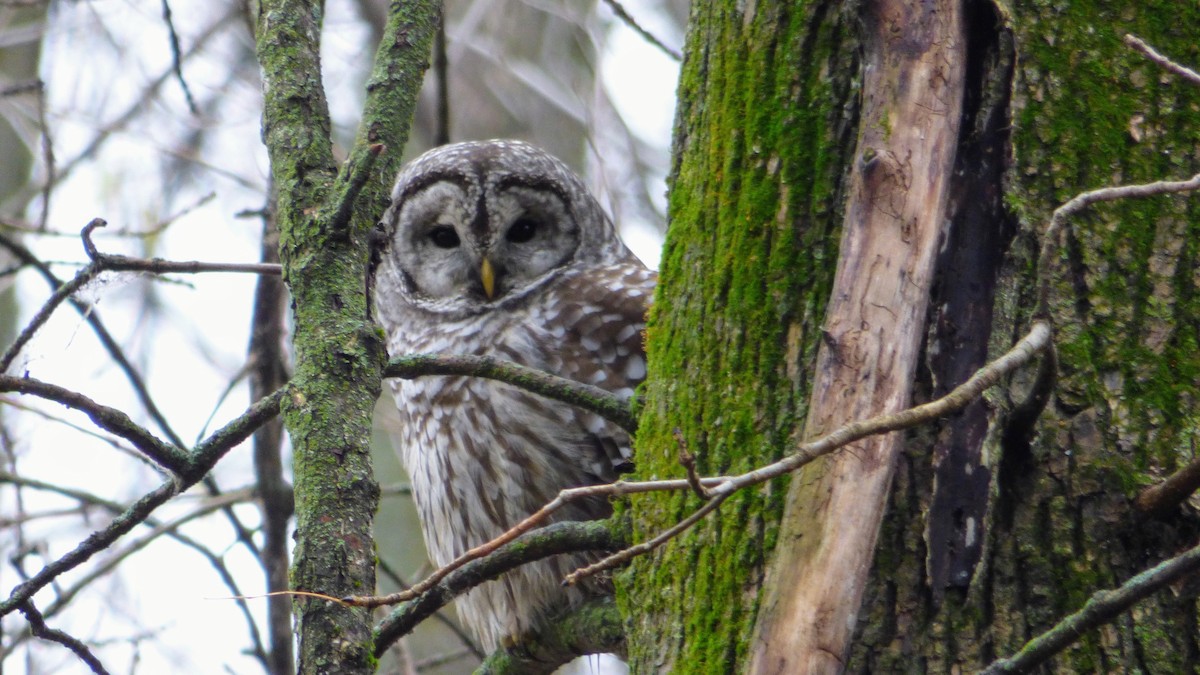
[[621, 0, 861, 669], [624, 0, 1200, 672], [255, 1, 438, 672], [854, 2, 1200, 671]]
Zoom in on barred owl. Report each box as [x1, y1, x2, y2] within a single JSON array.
[[372, 140, 655, 653]]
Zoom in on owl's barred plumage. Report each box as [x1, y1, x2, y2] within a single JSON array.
[[372, 140, 654, 652]]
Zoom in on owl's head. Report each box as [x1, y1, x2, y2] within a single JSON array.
[[374, 140, 630, 316]]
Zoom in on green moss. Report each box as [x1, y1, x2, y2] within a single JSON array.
[[619, 1, 857, 671]]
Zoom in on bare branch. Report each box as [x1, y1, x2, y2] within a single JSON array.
[[2, 471, 270, 666], [371, 521, 617, 654], [1037, 173, 1200, 313], [1124, 34, 1200, 86], [982, 537, 1200, 674], [17, 601, 110, 675], [600, 0, 681, 61], [159, 0, 199, 114], [0, 387, 286, 619], [81, 218, 282, 276], [0, 256, 99, 373], [0, 229, 188, 447], [384, 353, 637, 433], [0, 375, 189, 474]]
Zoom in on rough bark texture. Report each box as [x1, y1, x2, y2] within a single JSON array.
[[255, 1, 438, 672], [850, 2, 1200, 673], [748, 0, 965, 670], [625, 0, 1200, 672], [620, 1, 860, 671]]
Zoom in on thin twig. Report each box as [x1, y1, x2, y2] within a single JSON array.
[[1124, 34, 1200, 86], [81, 218, 282, 275], [375, 557, 484, 659], [34, 492, 252, 622], [981, 537, 1200, 673], [0, 471, 270, 666], [55, 12, 236, 187], [385, 353, 637, 433], [1037, 173, 1200, 313], [0, 375, 189, 474], [674, 427, 710, 500], [362, 323, 1050, 606], [0, 260, 99, 372], [18, 601, 110, 675], [33, 79, 54, 231], [600, 0, 681, 61], [160, 0, 198, 114], [566, 492, 731, 585], [565, 321, 1053, 584]]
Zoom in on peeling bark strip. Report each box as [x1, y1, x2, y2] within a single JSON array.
[[748, 1, 966, 672]]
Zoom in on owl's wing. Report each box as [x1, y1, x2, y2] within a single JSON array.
[[533, 261, 656, 483]]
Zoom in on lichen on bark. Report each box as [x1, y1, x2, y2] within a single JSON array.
[[254, 0, 439, 672]]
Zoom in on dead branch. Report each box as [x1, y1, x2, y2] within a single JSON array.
[[1036, 172, 1200, 313], [81, 218, 282, 276]]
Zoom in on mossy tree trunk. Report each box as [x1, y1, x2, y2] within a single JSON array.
[[254, 1, 438, 672], [622, 0, 1200, 672]]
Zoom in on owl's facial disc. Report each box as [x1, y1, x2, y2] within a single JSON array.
[[390, 173, 582, 308]]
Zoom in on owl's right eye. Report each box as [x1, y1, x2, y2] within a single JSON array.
[[428, 226, 461, 249]]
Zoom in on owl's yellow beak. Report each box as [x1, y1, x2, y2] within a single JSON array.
[[480, 258, 496, 300]]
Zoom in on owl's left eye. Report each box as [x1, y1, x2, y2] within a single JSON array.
[[428, 225, 461, 248], [506, 218, 538, 244]]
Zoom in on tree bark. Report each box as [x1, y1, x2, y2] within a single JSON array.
[[853, 3, 1200, 672], [255, 1, 438, 672], [621, 0, 861, 670], [749, 0, 965, 669], [626, 0, 1200, 672]]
